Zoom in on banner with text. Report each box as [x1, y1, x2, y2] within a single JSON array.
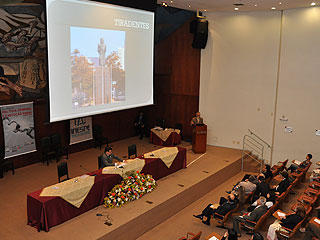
[[70, 117, 93, 145], [0, 102, 36, 158]]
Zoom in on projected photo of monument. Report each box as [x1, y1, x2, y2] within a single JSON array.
[[70, 27, 125, 109]]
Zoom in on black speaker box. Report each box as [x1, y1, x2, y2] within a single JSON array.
[[191, 18, 208, 49]]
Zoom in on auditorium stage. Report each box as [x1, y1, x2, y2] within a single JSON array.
[[0, 137, 243, 240]]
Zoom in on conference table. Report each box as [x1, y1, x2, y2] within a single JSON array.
[[150, 128, 181, 146], [27, 146, 186, 232]]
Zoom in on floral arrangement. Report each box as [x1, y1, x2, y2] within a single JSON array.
[[104, 171, 157, 208]]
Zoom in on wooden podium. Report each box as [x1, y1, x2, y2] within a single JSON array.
[[192, 124, 207, 153]]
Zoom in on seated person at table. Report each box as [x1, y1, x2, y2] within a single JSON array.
[[267, 204, 305, 240], [233, 196, 268, 237], [134, 112, 146, 140], [193, 192, 239, 225], [221, 228, 238, 240], [100, 146, 125, 167], [228, 175, 257, 195], [303, 220, 320, 240], [269, 171, 290, 198], [190, 111, 203, 126], [252, 176, 270, 203], [287, 154, 312, 173]]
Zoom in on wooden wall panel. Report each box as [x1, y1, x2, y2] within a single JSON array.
[[154, 18, 201, 138]]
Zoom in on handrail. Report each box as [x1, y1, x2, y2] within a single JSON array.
[[242, 135, 264, 172], [248, 129, 271, 149], [242, 128, 274, 172]]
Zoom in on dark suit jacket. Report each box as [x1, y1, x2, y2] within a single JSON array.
[[244, 205, 268, 222], [263, 169, 273, 180], [276, 178, 290, 194], [101, 153, 122, 167], [255, 182, 270, 198], [216, 198, 238, 216], [281, 214, 303, 230]]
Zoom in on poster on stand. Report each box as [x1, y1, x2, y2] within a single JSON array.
[[0, 102, 36, 158], [70, 117, 93, 145]]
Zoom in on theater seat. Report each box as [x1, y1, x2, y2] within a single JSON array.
[[178, 231, 202, 240]]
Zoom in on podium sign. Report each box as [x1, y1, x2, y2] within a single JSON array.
[[192, 124, 207, 153]]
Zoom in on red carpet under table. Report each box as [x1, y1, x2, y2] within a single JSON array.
[[27, 147, 187, 232]]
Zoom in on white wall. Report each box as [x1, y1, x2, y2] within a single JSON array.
[[273, 7, 320, 170], [200, 7, 320, 166], [200, 11, 281, 162]]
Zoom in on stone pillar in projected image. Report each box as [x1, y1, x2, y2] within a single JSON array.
[[94, 38, 111, 105]]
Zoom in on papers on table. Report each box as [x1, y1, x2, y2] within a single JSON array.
[[208, 236, 220, 240], [293, 160, 302, 165], [313, 169, 320, 174], [314, 218, 320, 224], [278, 212, 286, 217]]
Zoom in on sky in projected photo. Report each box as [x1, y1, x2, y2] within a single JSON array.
[[70, 27, 125, 57]]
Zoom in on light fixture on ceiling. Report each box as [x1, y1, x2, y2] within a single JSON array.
[[311, 2, 316, 6], [170, 0, 173, 3], [188, 4, 191, 8], [271, 7, 276, 10], [204, 9, 207, 12], [161, 2, 168, 7], [279, 2, 282, 5], [254, 4, 258, 7], [234, 7, 239, 11]]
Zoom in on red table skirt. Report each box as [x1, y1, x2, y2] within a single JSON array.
[[150, 131, 181, 146], [27, 147, 186, 232]]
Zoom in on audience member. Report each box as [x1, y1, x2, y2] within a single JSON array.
[[302, 220, 320, 240], [233, 175, 257, 195], [100, 146, 125, 167], [251, 232, 264, 240], [193, 192, 239, 226], [269, 171, 290, 198], [232, 196, 268, 237], [261, 164, 273, 180], [266, 204, 306, 240], [252, 176, 270, 203], [221, 228, 238, 240], [287, 154, 312, 173]]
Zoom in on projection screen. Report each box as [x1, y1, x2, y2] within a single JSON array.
[[46, 0, 154, 122]]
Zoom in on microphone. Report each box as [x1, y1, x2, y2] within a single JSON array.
[[80, 164, 94, 173]]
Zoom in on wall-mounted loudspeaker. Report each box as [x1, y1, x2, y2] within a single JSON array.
[[190, 18, 208, 49]]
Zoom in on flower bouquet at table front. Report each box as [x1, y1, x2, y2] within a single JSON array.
[[104, 171, 157, 208]]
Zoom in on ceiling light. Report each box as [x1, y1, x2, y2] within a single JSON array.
[[271, 7, 276, 10], [188, 5, 191, 8], [311, 2, 316, 6], [254, 4, 258, 7], [234, 7, 239, 11], [279, 2, 282, 4], [161, 2, 168, 7], [204, 9, 207, 12], [170, 0, 173, 3]]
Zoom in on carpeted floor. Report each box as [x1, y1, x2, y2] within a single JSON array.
[[0, 136, 313, 240]]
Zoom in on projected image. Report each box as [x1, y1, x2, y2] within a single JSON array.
[[70, 27, 125, 109]]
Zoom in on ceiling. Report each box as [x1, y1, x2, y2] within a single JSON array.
[[157, 0, 318, 12]]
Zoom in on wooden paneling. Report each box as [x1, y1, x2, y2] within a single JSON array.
[[154, 18, 201, 138]]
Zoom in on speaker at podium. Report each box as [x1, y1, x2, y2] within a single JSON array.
[[192, 124, 207, 153]]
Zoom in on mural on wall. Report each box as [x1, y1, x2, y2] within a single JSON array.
[[0, 3, 46, 102]]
